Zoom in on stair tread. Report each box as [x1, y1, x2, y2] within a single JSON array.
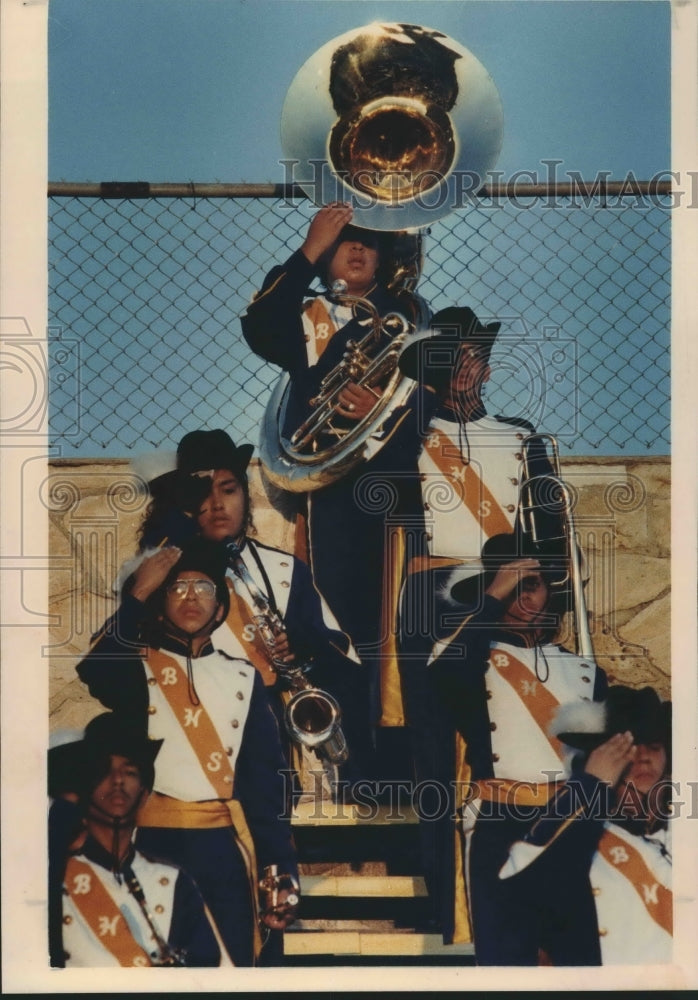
[[301, 874, 427, 897], [292, 800, 418, 826], [284, 930, 474, 957]]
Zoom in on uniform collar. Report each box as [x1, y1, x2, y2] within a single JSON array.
[[434, 403, 488, 423], [493, 626, 558, 650], [78, 833, 137, 874], [158, 630, 215, 658]]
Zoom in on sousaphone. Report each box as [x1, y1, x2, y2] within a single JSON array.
[[260, 22, 503, 493]]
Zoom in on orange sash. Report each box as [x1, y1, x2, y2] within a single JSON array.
[[423, 426, 514, 538], [146, 648, 236, 798], [598, 827, 672, 935], [302, 298, 337, 361], [224, 581, 278, 686], [488, 648, 565, 760], [65, 857, 153, 967]]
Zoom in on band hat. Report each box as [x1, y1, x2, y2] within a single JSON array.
[[316, 223, 383, 286], [399, 306, 501, 392], [133, 428, 254, 499], [164, 536, 230, 595], [154, 536, 232, 628], [550, 685, 671, 754], [48, 712, 163, 800], [334, 223, 381, 248], [449, 530, 568, 607], [130, 449, 178, 490], [175, 429, 254, 479]]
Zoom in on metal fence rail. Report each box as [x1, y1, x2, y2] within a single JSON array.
[[48, 182, 670, 458]]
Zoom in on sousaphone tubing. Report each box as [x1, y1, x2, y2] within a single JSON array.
[[260, 22, 503, 492]]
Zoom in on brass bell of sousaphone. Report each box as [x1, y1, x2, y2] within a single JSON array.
[[280, 21, 504, 230], [259, 23, 503, 493]]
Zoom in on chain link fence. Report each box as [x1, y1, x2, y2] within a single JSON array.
[[48, 183, 670, 458]]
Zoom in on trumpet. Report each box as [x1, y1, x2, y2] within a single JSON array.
[[258, 864, 300, 924], [223, 538, 349, 765], [518, 433, 593, 658]]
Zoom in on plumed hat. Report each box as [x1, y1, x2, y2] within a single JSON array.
[[132, 429, 254, 543], [170, 535, 229, 580], [550, 685, 671, 754], [334, 223, 381, 249], [399, 306, 501, 392]]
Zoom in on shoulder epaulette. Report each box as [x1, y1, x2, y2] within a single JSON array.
[[247, 537, 295, 559], [135, 848, 184, 873], [493, 414, 537, 432], [216, 649, 255, 666]]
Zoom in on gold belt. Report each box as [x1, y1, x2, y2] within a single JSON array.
[[136, 792, 263, 961], [137, 792, 233, 829]]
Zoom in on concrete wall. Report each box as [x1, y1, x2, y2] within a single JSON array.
[[47, 456, 670, 733]]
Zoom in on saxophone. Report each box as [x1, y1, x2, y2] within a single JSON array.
[[223, 538, 349, 765]]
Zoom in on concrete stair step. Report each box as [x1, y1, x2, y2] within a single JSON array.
[[301, 874, 427, 897], [284, 928, 474, 958], [292, 800, 418, 827], [285, 796, 476, 964]]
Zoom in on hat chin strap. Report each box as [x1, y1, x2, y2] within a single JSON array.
[[163, 606, 220, 645], [501, 608, 552, 630], [162, 604, 223, 706], [88, 795, 144, 876], [88, 799, 140, 827]]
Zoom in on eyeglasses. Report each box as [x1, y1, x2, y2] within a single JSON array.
[[166, 579, 217, 600]]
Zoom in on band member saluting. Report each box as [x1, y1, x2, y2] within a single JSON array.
[[429, 533, 607, 964], [396, 308, 559, 940], [241, 205, 430, 775], [499, 684, 673, 965], [132, 427, 370, 791], [77, 537, 299, 967]]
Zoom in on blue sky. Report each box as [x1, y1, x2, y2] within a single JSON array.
[[49, 0, 671, 184], [46, 1, 672, 459]]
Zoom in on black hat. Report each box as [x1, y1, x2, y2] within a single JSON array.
[[449, 530, 568, 606], [316, 224, 384, 287], [176, 429, 253, 479], [143, 429, 253, 514], [166, 536, 229, 588], [334, 223, 381, 249], [143, 429, 253, 489], [157, 536, 231, 625], [552, 685, 672, 753], [48, 712, 163, 801], [399, 306, 501, 393]]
